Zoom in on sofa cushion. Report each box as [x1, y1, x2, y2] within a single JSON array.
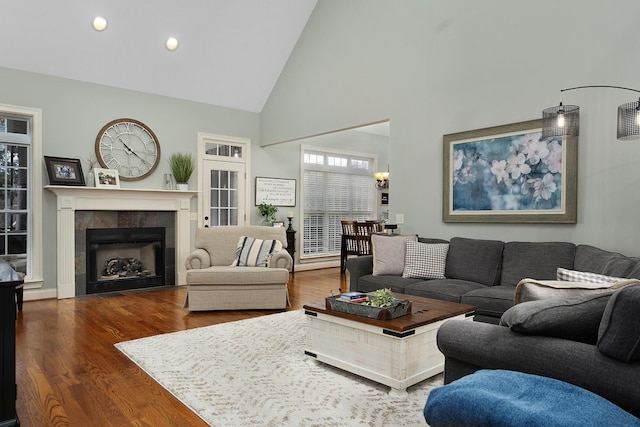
[[500, 292, 613, 344], [460, 286, 516, 319], [597, 284, 640, 362], [404, 279, 485, 303], [500, 242, 575, 287], [402, 241, 448, 279], [357, 274, 424, 294], [603, 256, 640, 278], [444, 237, 504, 286], [574, 244, 622, 274], [557, 268, 625, 284], [371, 233, 417, 276], [233, 236, 283, 267]]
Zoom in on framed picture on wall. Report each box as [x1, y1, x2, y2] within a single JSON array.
[[255, 177, 296, 206], [44, 156, 86, 186], [380, 192, 389, 206], [443, 119, 577, 223]]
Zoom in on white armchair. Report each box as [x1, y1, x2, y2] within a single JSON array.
[[184, 226, 292, 311]]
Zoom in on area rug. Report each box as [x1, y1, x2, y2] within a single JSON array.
[[115, 309, 443, 426]]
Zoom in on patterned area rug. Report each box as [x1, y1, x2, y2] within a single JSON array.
[[115, 309, 443, 426]]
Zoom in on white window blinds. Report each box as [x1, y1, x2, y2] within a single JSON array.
[[302, 148, 375, 257]]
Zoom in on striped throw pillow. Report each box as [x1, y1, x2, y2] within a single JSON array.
[[233, 236, 283, 267]]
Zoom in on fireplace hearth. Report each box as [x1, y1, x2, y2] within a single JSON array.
[[86, 227, 165, 294]]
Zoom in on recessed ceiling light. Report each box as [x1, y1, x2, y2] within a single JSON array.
[[93, 16, 108, 31], [166, 37, 179, 51]]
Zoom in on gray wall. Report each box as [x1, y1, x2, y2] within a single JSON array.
[[262, 0, 640, 255], [0, 66, 260, 294]]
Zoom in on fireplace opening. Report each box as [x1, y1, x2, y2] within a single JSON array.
[[86, 227, 165, 294]]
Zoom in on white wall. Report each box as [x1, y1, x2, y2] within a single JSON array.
[[261, 0, 640, 255], [0, 66, 260, 294]]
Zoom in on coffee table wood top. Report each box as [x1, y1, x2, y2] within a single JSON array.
[[303, 293, 475, 333]]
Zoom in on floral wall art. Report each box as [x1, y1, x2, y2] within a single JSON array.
[[442, 119, 577, 223]]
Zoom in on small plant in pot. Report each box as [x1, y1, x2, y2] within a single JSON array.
[[258, 203, 278, 225], [169, 153, 195, 191]]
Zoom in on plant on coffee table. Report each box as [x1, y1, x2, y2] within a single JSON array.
[[363, 288, 395, 307]]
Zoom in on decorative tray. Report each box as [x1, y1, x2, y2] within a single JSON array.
[[325, 295, 412, 320]]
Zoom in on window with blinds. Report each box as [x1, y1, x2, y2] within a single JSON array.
[[302, 147, 375, 257]]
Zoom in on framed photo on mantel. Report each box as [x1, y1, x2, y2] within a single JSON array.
[[44, 156, 86, 186]]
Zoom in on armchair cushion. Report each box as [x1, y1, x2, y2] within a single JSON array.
[[233, 236, 283, 267]]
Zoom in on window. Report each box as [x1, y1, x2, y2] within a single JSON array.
[[302, 146, 376, 257], [0, 107, 43, 287], [0, 115, 30, 274]]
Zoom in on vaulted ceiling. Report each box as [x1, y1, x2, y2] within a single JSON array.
[[1, 0, 317, 113]]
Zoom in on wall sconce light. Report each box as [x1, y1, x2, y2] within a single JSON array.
[[542, 85, 640, 141], [374, 166, 389, 190]]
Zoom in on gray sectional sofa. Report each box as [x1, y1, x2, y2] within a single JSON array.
[[436, 283, 640, 418], [347, 236, 640, 323]]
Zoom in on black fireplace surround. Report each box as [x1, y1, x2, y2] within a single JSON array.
[[86, 227, 165, 294]]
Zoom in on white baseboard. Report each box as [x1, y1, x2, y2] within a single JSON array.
[[23, 288, 58, 301], [295, 259, 340, 271]]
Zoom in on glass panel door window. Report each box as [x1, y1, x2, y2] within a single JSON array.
[[203, 160, 245, 227]]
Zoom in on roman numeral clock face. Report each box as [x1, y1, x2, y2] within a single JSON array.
[[95, 118, 161, 181]]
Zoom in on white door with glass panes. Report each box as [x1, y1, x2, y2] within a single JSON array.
[[198, 133, 249, 227]]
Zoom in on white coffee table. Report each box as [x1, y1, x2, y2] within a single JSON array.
[[303, 295, 475, 397]]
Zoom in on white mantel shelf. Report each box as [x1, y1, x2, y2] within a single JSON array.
[[45, 186, 198, 299]]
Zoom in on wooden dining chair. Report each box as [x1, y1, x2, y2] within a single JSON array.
[[340, 220, 358, 274]]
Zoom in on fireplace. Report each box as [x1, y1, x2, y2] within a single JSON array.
[[86, 227, 165, 294]]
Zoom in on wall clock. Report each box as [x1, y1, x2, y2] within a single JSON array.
[[94, 118, 161, 181]]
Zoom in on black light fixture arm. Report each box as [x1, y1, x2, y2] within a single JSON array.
[[560, 85, 640, 94]]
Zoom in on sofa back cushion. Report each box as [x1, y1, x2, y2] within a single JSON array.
[[597, 284, 640, 362], [500, 242, 575, 287], [445, 237, 504, 286], [195, 226, 287, 266]]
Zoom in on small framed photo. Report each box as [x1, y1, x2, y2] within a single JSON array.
[[94, 168, 120, 188], [380, 192, 389, 206], [44, 156, 86, 186], [272, 221, 285, 227]]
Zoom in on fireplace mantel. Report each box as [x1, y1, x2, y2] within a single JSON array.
[[46, 186, 197, 298]]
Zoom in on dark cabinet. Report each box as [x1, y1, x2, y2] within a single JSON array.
[[0, 258, 22, 426]]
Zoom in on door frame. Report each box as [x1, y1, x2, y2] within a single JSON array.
[[197, 132, 251, 227]]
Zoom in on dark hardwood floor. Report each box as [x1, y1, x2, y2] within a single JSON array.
[[15, 267, 347, 427]]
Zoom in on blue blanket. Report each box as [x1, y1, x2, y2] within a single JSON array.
[[424, 370, 640, 427]]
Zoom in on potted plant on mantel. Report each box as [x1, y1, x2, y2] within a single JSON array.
[[169, 153, 195, 191]]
